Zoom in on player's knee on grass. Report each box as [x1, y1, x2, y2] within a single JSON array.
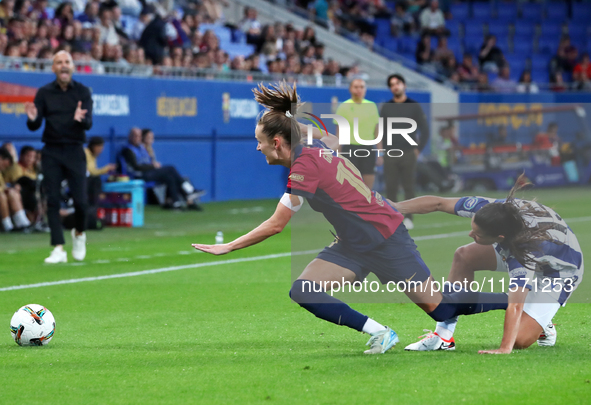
[[513, 336, 536, 350]]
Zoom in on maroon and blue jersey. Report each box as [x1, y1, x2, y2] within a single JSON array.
[[287, 143, 403, 252]]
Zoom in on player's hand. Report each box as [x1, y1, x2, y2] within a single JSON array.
[[24, 102, 38, 121], [478, 348, 512, 354], [106, 163, 117, 172], [191, 243, 232, 255], [153, 161, 162, 169], [376, 156, 384, 167], [74, 101, 87, 122]]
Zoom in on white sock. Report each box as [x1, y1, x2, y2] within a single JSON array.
[[12, 210, 31, 228], [182, 181, 194, 194], [435, 316, 458, 341], [2, 217, 14, 231], [362, 318, 387, 334]]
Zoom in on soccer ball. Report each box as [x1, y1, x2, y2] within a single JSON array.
[[10, 304, 56, 346]]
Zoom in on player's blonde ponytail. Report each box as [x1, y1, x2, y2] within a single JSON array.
[[253, 81, 301, 146]]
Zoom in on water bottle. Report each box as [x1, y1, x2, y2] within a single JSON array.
[[215, 231, 224, 245]]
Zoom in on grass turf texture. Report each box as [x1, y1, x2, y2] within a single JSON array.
[[0, 189, 590, 404]]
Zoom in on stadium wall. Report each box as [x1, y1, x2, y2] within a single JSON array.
[[0, 72, 430, 201]]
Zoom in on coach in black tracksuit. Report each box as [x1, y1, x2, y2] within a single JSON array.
[[25, 51, 92, 263]]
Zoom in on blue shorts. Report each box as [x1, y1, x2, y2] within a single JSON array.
[[316, 224, 431, 285]]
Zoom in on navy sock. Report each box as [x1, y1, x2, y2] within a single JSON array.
[[289, 279, 368, 332], [428, 290, 508, 322]]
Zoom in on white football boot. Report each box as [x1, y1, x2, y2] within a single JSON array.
[[44, 247, 67, 264], [71, 229, 87, 261], [364, 327, 399, 354], [404, 330, 456, 351], [537, 322, 557, 347]]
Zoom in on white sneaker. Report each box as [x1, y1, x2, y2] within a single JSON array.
[[364, 327, 399, 354], [44, 247, 67, 264], [71, 229, 87, 261], [537, 322, 557, 347], [404, 330, 455, 351], [403, 218, 414, 230]]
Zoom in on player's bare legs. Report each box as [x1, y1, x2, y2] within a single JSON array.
[[448, 243, 498, 283], [292, 258, 399, 354], [0, 191, 12, 231]]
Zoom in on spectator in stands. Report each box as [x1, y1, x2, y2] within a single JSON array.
[[550, 71, 567, 92], [476, 71, 491, 92], [492, 64, 517, 93], [85, 136, 115, 206], [78, 1, 99, 24], [54, 2, 74, 26], [457, 53, 479, 83], [0, 146, 32, 232], [419, 0, 447, 37], [516, 70, 539, 93], [139, 5, 167, 64], [415, 33, 433, 65], [98, 4, 119, 46], [241, 7, 262, 45], [390, 2, 415, 37], [573, 53, 591, 90], [0, 0, 15, 29], [478, 34, 504, 73], [131, 6, 153, 41]]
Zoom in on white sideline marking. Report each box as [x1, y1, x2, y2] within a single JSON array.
[[0, 250, 320, 292], [2, 215, 589, 293]]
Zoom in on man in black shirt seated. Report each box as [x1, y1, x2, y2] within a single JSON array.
[[121, 127, 204, 210]]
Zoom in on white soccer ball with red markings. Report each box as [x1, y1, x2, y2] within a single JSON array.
[[10, 304, 56, 346]]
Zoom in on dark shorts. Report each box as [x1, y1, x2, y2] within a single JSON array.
[[341, 145, 377, 175], [316, 224, 431, 285]]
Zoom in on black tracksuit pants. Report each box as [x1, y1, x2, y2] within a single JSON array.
[[42, 144, 88, 246]]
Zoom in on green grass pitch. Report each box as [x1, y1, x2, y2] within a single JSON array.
[[0, 189, 590, 404]]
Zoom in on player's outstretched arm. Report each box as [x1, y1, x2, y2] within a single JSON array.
[[298, 122, 339, 151], [192, 195, 301, 255], [479, 288, 529, 354], [389, 196, 460, 215]]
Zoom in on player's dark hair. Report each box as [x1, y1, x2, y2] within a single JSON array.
[[253, 81, 301, 147], [473, 174, 553, 269], [0, 147, 13, 165], [19, 145, 35, 158]]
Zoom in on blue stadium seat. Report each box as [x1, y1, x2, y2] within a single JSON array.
[[464, 22, 484, 38], [450, 3, 469, 20], [400, 52, 415, 62], [398, 36, 416, 53], [571, 3, 591, 23], [531, 54, 550, 71], [496, 3, 518, 21], [537, 35, 560, 54], [446, 20, 461, 38], [545, 2, 568, 22], [520, 3, 543, 21], [540, 23, 563, 38], [463, 35, 484, 54], [514, 22, 535, 38], [375, 18, 391, 36], [383, 38, 399, 53], [567, 22, 588, 40], [494, 34, 510, 53], [472, 3, 492, 20], [488, 23, 509, 38], [512, 40, 533, 57], [531, 69, 549, 83], [447, 37, 463, 56]]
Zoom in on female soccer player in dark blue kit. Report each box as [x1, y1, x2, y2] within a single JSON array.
[[193, 82, 508, 354]]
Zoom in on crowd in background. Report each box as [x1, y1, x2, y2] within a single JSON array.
[[0, 0, 360, 78]]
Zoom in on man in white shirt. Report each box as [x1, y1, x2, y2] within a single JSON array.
[[419, 0, 447, 37]]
